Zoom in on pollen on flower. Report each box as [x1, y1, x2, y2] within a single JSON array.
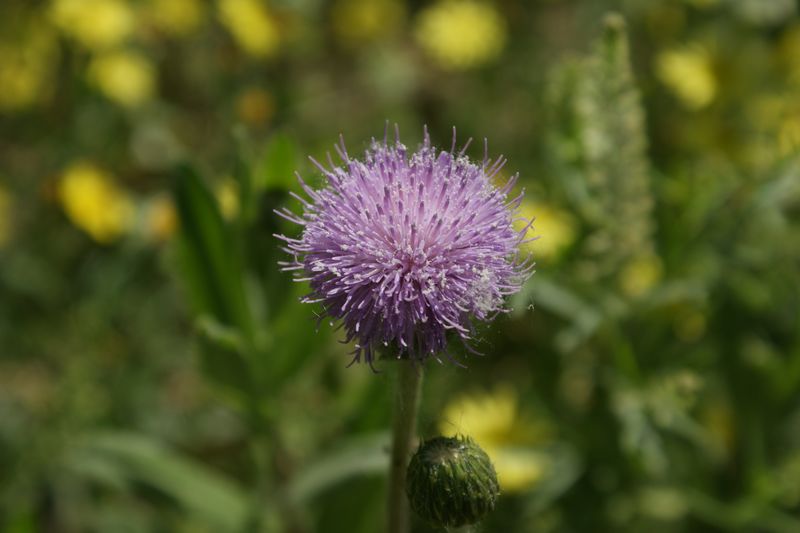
[[275, 126, 534, 366]]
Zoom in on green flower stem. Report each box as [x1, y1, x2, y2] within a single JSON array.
[[388, 361, 424, 533]]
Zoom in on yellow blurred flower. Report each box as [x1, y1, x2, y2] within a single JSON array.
[[655, 45, 717, 110], [58, 162, 135, 243], [218, 0, 280, 58], [515, 201, 576, 261], [89, 50, 156, 107], [439, 386, 550, 492], [216, 178, 240, 220], [618, 253, 663, 298], [0, 24, 58, 112], [415, 0, 507, 71], [0, 186, 12, 248], [332, 0, 405, 47], [145, 195, 178, 242], [493, 448, 546, 493], [440, 385, 517, 441], [145, 0, 205, 36], [50, 0, 135, 50], [236, 87, 275, 126]]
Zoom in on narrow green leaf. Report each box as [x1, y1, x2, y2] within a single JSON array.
[[265, 284, 329, 386], [230, 126, 260, 224], [196, 315, 246, 354], [67, 432, 252, 532], [523, 444, 582, 515], [172, 164, 254, 343], [260, 134, 297, 191], [288, 432, 390, 504]]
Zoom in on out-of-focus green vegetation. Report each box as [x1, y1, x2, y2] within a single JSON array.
[[2, 0, 800, 531]]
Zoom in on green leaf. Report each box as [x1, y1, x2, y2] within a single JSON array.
[[259, 134, 297, 191], [196, 315, 247, 354], [196, 333, 255, 407], [514, 276, 603, 353], [233, 148, 257, 225], [265, 284, 330, 386], [4, 510, 36, 533], [172, 164, 254, 344], [66, 432, 252, 532], [522, 443, 582, 515], [244, 188, 295, 323], [288, 432, 390, 504]]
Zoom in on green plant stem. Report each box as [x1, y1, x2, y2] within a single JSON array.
[[387, 361, 423, 533]]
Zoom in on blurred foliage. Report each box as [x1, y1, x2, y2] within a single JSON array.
[[2, 0, 800, 532]]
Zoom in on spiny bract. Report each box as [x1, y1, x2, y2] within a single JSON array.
[[276, 126, 533, 366], [406, 435, 500, 527]]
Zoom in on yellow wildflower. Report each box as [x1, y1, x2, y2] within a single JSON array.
[[439, 386, 550, 492], [655, 45, 717, 110], [58, 162, 135, 243], [218, 0, 280, 58], [145, 0, 205, 36], [216, 178, 240, 220], [515, 201, 576, 262], [0, 24, 58, 112], [89, 50, 156, 107], [440, 385, 517, 441], [236, 87, 275, 126], [618, 253, 663, 298], [331, 0, 405, 47], [414, 0, 507, 70], [50, 0, 135, 50], [0, 186, 12, 247]]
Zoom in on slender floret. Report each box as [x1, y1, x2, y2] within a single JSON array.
[[276, 126, 534, 366]]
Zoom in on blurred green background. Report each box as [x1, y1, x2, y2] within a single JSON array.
[[2, 0, 800, 531]]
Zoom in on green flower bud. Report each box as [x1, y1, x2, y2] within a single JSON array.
[[406, 435, 500, 528]]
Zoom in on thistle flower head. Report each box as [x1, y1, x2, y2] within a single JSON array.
[[276, 126, 533, 366]]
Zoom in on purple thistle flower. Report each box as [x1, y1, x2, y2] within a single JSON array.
[[276, 126, 534, 366]]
